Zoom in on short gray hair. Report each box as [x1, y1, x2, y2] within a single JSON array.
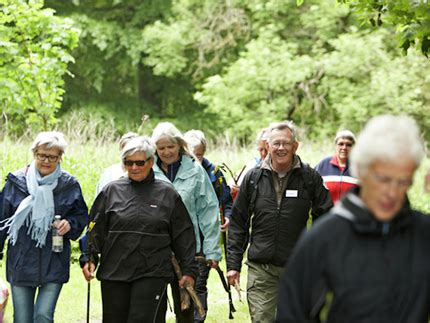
[[31, 131, 67, 155], [121, 136, 156, 161], [334, 129, 356, 144], [184, 129, 207, 151], [350, 115, 425, 177], [267, 120, 298, 142], [151, 122, 193, 157], [119, 132, 139, 150], [256, 128, 268, 143]]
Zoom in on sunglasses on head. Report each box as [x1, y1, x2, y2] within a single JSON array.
[[123, 157, 151, 167]]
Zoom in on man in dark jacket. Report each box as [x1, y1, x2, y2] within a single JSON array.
[[227, 121, 333, 323], [276, 115, 430, 323]]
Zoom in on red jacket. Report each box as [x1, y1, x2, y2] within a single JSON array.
[[315, 155, 358, 203]]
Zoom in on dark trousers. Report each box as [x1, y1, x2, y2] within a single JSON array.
[[101, 277, 168, 323], [171, 277, 194, 323], [194, 257, 210, 322]]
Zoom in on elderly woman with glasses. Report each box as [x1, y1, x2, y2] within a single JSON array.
[[82, 136, 197, 323], [152, 122, 221, 323], [315, 129, 359, 203], [0, 131, 88, 323], [277, 115, 430, 322]]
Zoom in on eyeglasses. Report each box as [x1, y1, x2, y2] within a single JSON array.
[[36, 153, 60, 162], [372, 173, 413, 190], [271, 141, 294, 148], [123, 157, 151, 167], [336, 142, 353, 148]]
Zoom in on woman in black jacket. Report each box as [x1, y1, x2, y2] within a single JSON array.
[[82, 136, 197, 323]]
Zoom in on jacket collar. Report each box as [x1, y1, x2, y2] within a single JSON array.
[[154, 155, 198, 181], [335, 187, 413, 236], [330, 155, 350, 170], [127, 168, 155, 185]]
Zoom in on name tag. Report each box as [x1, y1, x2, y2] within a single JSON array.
[[285, 190, 298, 197]]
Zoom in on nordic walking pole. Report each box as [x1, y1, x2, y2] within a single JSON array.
[[86, 221, 96, 323]]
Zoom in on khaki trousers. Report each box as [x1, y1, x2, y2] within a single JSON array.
[[246, 260, 284, 323]]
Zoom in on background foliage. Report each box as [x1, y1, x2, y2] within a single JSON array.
[[2, 0, 426, 145], [0, 0, 79, 135]]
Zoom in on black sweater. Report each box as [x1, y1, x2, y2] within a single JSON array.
[[276, 188, 430, 323]]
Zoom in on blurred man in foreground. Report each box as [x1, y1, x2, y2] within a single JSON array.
[[276, 115, 430, 323]]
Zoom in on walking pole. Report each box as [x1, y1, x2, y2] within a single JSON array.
[[86, 221, 95, 323], [86, 279, 90, 323], [214, 166, 236, 319]]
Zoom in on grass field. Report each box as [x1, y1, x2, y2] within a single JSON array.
[[0, 136, 429, 322]]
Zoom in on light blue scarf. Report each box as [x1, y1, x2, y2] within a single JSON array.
[[2, 161, 61, 247]]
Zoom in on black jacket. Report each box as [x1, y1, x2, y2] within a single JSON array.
[[0, 167, 88, 286], [227, 157, 332, 271], [89, 170, 198, 282], [276, 188, 430, 323]]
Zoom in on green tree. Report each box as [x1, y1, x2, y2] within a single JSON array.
[[338, 0, 430, 56], [0, 0, 79, 135]]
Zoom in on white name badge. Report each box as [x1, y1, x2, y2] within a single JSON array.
[[285, 190, 298, 197]]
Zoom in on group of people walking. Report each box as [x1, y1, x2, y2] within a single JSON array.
[[0, 115, 429, 323]]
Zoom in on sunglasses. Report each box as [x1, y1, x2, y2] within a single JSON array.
[[123, 157, 151, 167]]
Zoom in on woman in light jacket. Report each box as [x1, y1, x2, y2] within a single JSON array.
[[152, 122, 221, 323]]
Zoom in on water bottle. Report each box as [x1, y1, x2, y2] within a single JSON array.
[[52, 215, 63, 253]]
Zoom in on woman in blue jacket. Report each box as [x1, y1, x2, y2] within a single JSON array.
[[0, 131, 88, 323], [152, 122, 221, 323]]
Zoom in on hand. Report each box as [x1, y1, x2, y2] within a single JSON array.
[[82, 262, 95, 282], [227, 270, 240, 286], [206, 259, 219, 269], [220, 217, 230, 232], [56, 219, 71, 236], [179, 275, 195, 288]]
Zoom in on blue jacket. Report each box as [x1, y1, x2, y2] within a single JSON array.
[[315, 156, 358, 203], [201, 158, 233, 219], [0, 167, 88, 287], [153, 155, 222, 261]]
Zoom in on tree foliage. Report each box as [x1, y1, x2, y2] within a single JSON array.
[[0, 0, 79, 135], [338, 0, 430, 56], [6, 0, 428, 144]]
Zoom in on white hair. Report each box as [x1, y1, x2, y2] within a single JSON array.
[[118, 132, 139, 150], [184, 129, 207, 151], [31, 131, 67, 155], [151, 122, 193, 157], [334, 129, 356, 144], [350, 115, 425, 177], [121, 136, 156, 161], [267, 120, 298, 142], [256, 128, 269, 143]]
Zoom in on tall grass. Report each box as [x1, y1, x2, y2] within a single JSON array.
[[0, 134, 429, 322]]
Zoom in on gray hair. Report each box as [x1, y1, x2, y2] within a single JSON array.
[[31, 131, 67, 155], [267, 120, 298, 142], [256, 128, 269, 142], [121, 136, 156, 161], [151, 122, 193, 157], [334, 129, 356, 144], [350, 115, 425, 177], [119, 132, 139, 150], [184, 129, 207, 151]]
